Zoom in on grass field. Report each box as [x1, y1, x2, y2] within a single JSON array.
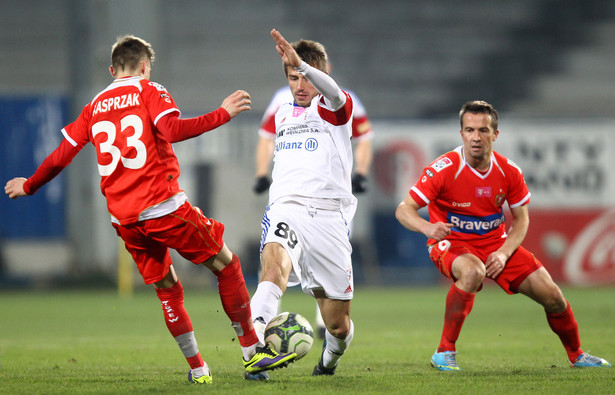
[[0, 285, 613, 394]]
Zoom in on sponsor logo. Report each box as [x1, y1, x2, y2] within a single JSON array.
[[431, 157, 453, 172], [448, 211, 505, 235], [452, 202, 471, 207], [565, 209, 615, 285], [476, 186, 492, 197], [160, 92, 171, 103], [305, 138, 318, 151], [425, 169, 434, 178], [275, 138, 319, 152], [148, 81, 167, 91]]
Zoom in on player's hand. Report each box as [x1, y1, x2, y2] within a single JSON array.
[[253, 176, 271, 194], [271, 29, 301, 68], [221, 90, 251, 119], [351, 173, 368, 194], [5, 177, 28, 199], [485, 251, 507, 279], [425, 222, 453, 242]]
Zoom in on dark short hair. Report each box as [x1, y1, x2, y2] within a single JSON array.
[[111, 35, 155, 72], [284, 39, 328, 75], [459, 100, 498, 130]]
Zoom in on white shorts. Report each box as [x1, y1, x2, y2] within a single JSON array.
[[260, 199, 354, 300]]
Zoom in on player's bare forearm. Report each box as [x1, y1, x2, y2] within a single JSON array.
[[255, 137, 274, 177], [353, 139, 372, 176], [396, 196, 452, 241], [4, 177, 28, 199]]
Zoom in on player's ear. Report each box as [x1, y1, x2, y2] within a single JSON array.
[[493, 129, 500, 140], [109, 65, 116, 77]]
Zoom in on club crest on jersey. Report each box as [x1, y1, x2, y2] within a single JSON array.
[[494, 193, 506, 207], [431, 157, 453, 172]]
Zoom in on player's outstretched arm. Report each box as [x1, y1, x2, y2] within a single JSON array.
[[271, 29, 301, 68], [5, 177, 28, 199], [221, 90, 251, 119]]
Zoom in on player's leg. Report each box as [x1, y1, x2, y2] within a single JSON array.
[[431, 251, 484, 371], [517, 267, 611, 367], [153, 266, 212, 384], [200, 243, 260, 358], [314, 302, 326, 340], [251, 242, 293, 342], [312, 294, 353, 376], [114, 222, 211, 383]]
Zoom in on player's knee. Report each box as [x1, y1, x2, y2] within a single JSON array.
[[326, 323, 350, 339], [543, 286, 567, 313], [458, 261, 485, 289]]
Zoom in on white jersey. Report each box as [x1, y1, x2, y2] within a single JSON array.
[[259, 86, 373, 142], [269, 89, 357, 218]]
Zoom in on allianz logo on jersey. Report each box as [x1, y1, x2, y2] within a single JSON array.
[[447, 210, 505, 235], [275, 137, 318, 152]]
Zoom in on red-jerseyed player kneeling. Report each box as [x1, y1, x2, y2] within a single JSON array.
[[4, 35, 296, 384], [395, 100, 611, 371]]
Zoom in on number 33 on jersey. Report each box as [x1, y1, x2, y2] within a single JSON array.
[[62, 76, 183, 224]]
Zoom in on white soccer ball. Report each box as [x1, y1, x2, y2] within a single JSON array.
[[265, 312, 314, 360]]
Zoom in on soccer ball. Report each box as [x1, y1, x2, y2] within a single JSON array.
[[265, 312, 314, 360]]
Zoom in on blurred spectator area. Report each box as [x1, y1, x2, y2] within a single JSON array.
[[1, 0, 615, 118], [2, 0, 615, 287]]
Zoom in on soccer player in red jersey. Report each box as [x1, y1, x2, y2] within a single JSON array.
[[4, 35, 295, 384], [395, 100, 611, 371]]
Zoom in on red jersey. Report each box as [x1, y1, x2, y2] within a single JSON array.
[[409, 146, 531, 245], [62, 77, 185, 224]]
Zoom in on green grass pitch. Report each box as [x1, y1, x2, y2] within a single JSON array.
[[1, 285, 613, 394]]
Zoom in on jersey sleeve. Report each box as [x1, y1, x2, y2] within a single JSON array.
[[347, 91, 373, 140], [504, 158, 531, 207], [24, 138, 80, 195], [140, 80, 181, 126], [258, 87, 290, 139], [318, 91, 353, 126], [409, 155, 455, 207], [156, 108, 230, 143]]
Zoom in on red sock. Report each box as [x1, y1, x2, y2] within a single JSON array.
[[438, 284, 475, 352], [156, 281, 204, 369], [546, 301, 582, 362], [214, 254, 259, 347]]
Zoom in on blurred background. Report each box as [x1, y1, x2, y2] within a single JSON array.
[[1, 0, 615, 290]]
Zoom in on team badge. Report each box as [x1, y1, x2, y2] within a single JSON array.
[[494, 193, 506, 207]]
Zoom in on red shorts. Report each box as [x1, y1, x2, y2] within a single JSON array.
[[112, 201, 225, 284], [428, 237, 542, 294]]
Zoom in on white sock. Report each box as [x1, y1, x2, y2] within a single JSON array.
[[191, 363, 210, 378], [241, 343, 258, 362], [323, 320, 354, 368], [250, 281, 284, 345]]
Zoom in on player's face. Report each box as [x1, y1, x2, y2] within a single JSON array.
[[460, 112, 499, 165], [287, 68, 318, 107]]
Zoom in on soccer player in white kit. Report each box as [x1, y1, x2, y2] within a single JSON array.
[[248, 29, 357, 380]]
